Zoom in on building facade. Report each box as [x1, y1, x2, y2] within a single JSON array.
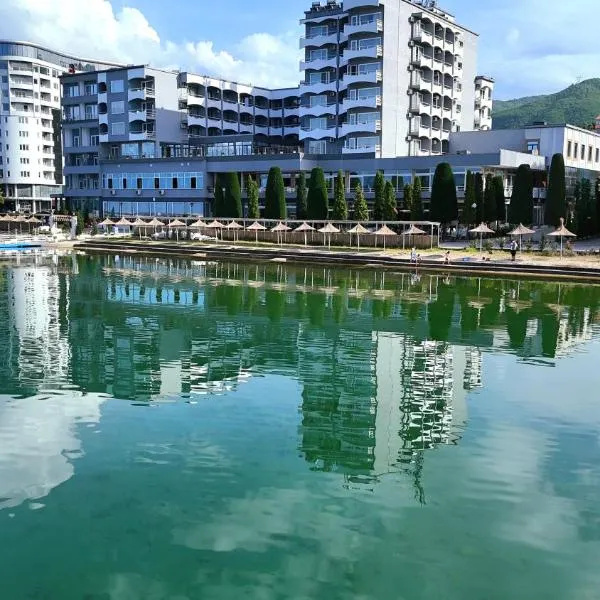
[[0, 41, 120, 213]]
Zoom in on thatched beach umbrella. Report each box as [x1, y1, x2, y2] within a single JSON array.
[[26, 215, 42, 233], [168, 218, 186, 241], [99, 218, 115, 229], [226, 220, 243, 243], [547, 217, 576, 257], [147, 217, 163, 235], [189, 219, 207, 229], [294, 221, 315, 247], [508, 223, 535, 252], [375, 224, 396, 250], [469, 222, 495, 252], [348, 223, 369, 250], [318, 222, 340, 250], [272, 221, 291, 245], [247, 221, 266, 244], [14, 214, 27, 234], [402, 224, 426, 250], [205, 220, 224, 241], [132, 217, 147, 239]]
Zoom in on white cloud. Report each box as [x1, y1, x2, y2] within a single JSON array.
[[0, 0, 300, 88]]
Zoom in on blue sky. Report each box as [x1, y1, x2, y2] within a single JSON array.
[[0, 0, 595, 99]]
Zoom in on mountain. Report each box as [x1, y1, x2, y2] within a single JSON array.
[[492, 79, 600, 130]]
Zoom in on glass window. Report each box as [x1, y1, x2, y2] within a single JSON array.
[[574, 143, 578, 158], [121, 143, 139, 158], [111, 121, 125, 135], [110, 80, 124, 93], [567, 141, 572, 157], [581, 144, 585, 159], [111, 101, 124, 114]]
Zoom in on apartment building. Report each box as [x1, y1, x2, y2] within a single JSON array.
[[299, 0, 482, 158], [61, 65, 182, 212], [474, 75, 494, 131], [0, 41, 120, 212]]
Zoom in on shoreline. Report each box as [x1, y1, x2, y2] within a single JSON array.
[[73, 239, 600, 283]]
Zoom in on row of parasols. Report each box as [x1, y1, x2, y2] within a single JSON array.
[[98, 217, 429, 249], [471, 218, 576, 255], [0, 214, 44, 229]]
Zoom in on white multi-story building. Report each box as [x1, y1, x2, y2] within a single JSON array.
[[474, 75, 494, 131], [0, 41, 120, 212], [299, 0, 485, 158]]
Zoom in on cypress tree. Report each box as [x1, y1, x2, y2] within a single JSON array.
[[412, 177, 424, 220], [545, 153, 566, 226], [575, 178, 594, 236], [508, 164, 533, 224], [353, 182, 369, 221], [223, 172, 242, 218], [474, 172, 484, 223], [403, 183, 413, 217], [247, 175, 260, 219], [307, 167, 328, 219], [462, 170, 475, 225], [213, 173, 225, 218], [296, 172, 308, 220], [265, 166, 286, 219], [493, 175, 506, 222], [383, 181, 397, 221], [484, 173, 496, 223], [373, 171, 385, 220], [430, 162, 457, 225], [332, 170, 348, 220]]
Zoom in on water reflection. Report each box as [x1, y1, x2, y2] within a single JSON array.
[[0, 253, 599, 505]]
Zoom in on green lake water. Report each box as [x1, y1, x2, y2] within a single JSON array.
[[1, 252, 600, 599]]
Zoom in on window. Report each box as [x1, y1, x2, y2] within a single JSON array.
[[573, 142, 578, 158], [110, 80, 124, 93], [309, 95, 328, 107], [172, 177, 178, 189], [154, 177, 160, 189], [581, 144, 585, 159], [111, 101, 124, 114], [567, 141, 572, 157], [122, 177, 127, 189], [589, 146, 593, 162], [191, 176, 197, 189], [349, 37, 381, 50], [349, 112, 379, 125], [107, 177, 113, 189], [19, 144, 29, 150], [526, 140, 539, 154], [84, 81, 97, 95], [137, 177, 142, 189], [20, 157, 29, 164], [308, 140, 327, 154], [111, 121, 125, 135], [596, 148, 599, 163]]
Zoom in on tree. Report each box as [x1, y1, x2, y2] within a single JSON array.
[[353, 181, 369, 221], [383, 181, 397, 221], [75, 211, 84, 235], [595, 178, 600, 235], [307, 167, 328, 219], [545, 153, 566, 226], [462, 170, 475, 225], [412, 177, 424, 220], [296, 172, 308, 220], [213, 173, 225, 218], [264, 166, 286, 219], [373, 171, 385, 220], [474, 172, 484, 223], [508, 164, 533, 224], [484, 173, 496, 223], [493, 175, 506, 222], [403, 183, 413, 217], [574, 178, 594, 236], [222, 172, 242, 218], [332, 170, 348, 220], [430, 162, 457, 225], [247, 175, 260, 219], [0, 186, 4, 208]]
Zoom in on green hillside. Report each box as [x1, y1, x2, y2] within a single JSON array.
[[493, 79, 600, 130]]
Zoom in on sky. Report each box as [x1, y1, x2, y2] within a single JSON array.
[[0, 0, 595, 99]]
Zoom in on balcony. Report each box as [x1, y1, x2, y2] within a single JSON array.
[[300, 102, 337, 117], [282, 105, 299, 116], [341, 44, 383, 65], [300, 79, 338, 95], [206, 96, 222, 110], [299, 125, 336, 140], [300, 55, 338, 71], [409, 95, 431, 113], [128, 86, 155, 101], [340, 70, 382, 89], [129, 109, 147, 122], [254, 105, 270, 118], [411, 51, 433, 69], [283, 125, 299, 136], [344, 18, 383, 37], [341, 95, 381, 112], [299, 30, 338, 48], [128, 129, 156, 141], [340, 119, 381, 136], [412, 26, 433, 44], [342, 143, 380, 155], [255, 125, 269, 136]]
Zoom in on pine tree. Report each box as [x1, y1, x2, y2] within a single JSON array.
[[430, 162, 457, 225], [332, 170, 348, 220], [493, 175, 506, 222], [307, 167, 328, 219], [412, 177, 424, 220], [296, 172, 308, 219], [222, 172, 242, 218], [508, 164, 533, 224], [383, 181, 397, 221], [484, 173, 496, 223], [474, 172, 484, 223], [247, 175, 260, 219], [403, 183, 413, 217], [353, 182, 369, 221], [373, 171, 385, 220], [264, 166, 286, 219], [462, 170, 475, 225], [545, 153, 566, 226]]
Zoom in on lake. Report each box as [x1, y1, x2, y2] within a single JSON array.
[[1, 252, 600, 600]]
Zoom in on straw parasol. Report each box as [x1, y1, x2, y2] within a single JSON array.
[[132, 217, 147, 239], [26, 215, 42, 232], [469, 222, 495, 252], [247, 221, 266, 244], [99, 218, 115, 228], [318, 222, 340, 250], [294, 222, 315, 247], [508, 223, 535, 252], [205, 219, 224, 241], [115, 217, 133, 227], [375, 224, 396, 250], [168, 218, 186, 241], [547, 217, 576, 257], [348, 223, 369, 250], [272, 221, 291, 245], [13, 214, 27, 234], [402, 224, 426, 250], [226, 220, 243, 243], [189, 219, 207, 229], [146, 217, 163, 234]]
